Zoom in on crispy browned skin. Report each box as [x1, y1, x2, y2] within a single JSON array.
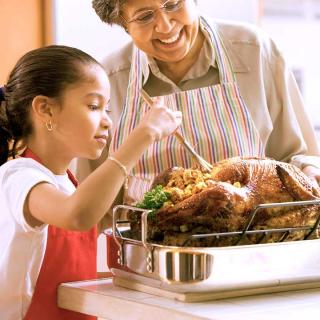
[[129, 157, 320, 247]]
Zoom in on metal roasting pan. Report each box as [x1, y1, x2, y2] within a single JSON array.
[[105, 201, 320, 296]]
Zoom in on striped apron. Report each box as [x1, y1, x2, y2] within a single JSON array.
[[111, 17, 264, 202]]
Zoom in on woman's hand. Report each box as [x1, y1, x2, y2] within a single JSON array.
[[302, 165, 320, 187], [138, 97, 182, 141]]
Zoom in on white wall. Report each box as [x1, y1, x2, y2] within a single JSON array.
[[259, 0, 320, 132], [198, 0, 259, 23], [54, 0, 320, 129], [54, 0, 259, 62], [54, 0, 130, 62]]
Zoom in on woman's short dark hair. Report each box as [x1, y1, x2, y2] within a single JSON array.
[[92, 0, 197, 27], [0, 45, 101, 165], [92, 0, 127, 26]]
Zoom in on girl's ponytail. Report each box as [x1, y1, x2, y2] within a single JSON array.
[[0, 87, 12, 165]]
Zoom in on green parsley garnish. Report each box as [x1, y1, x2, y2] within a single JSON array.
[[136, 185, 170, 218]]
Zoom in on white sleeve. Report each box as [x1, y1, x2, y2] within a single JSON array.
[[291, 155, 320, 170], [2, 163, 57, 232]]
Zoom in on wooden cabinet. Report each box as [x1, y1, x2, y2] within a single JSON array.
[[0, 0, 53, 84]]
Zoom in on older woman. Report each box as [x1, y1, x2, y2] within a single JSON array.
[[78, 0, 320, 205]]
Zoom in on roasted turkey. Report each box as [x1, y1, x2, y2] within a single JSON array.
[[128, 157, 320, 247]]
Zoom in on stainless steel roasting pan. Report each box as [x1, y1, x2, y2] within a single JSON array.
[[105, 200, 320, 298]]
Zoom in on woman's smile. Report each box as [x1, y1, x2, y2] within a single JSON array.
[[154, 28, 184, 49]]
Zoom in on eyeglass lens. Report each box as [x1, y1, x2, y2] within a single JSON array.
[[130, 0, 184, 25]]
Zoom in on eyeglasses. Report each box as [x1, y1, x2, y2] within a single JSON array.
[[121, 0, 185, 26]]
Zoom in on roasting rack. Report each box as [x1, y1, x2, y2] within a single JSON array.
[[106, 200, 320, 299], [182, 199, 320, 246], [111, 200, 320, 273]]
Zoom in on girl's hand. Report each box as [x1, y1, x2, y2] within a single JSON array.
[[138, 97, 182, 141]]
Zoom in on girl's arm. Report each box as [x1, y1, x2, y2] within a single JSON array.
[[25, 100, 182, 230]]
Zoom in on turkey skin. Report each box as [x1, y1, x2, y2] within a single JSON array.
[[128, 157, 320, 247]]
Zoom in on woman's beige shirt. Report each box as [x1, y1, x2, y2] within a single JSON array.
[[77, 18, 320, 184]]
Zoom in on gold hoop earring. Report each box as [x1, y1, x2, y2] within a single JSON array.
[[46, 120, 53, 131]]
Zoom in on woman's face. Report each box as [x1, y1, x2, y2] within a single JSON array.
[[123, 0, 199, 63]]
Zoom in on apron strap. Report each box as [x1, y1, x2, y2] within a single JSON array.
[[200, 16, 236, 84]]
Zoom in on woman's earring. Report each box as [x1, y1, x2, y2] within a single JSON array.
[[46, 120, 53, 131]]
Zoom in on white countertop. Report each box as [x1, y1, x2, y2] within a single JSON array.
[[58, 278, 320, 320]]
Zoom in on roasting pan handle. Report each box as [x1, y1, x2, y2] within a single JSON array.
[[112, 205, 154, 270]]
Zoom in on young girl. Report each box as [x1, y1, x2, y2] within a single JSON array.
[[0, 45, 182, 320]]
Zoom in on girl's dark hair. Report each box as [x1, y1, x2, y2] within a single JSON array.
[[0, 45, 101, 165], [92, 0, 127, 26]]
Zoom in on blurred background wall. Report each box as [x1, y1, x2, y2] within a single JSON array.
[[1, 0, 320, 271], [0, 0, 54, 84], [0, 0, 261, 83], [3, 0, 320, 127], [53, 0, 261, 61]]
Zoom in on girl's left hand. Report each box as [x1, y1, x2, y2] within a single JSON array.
[[302, 165, 320, 187]]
